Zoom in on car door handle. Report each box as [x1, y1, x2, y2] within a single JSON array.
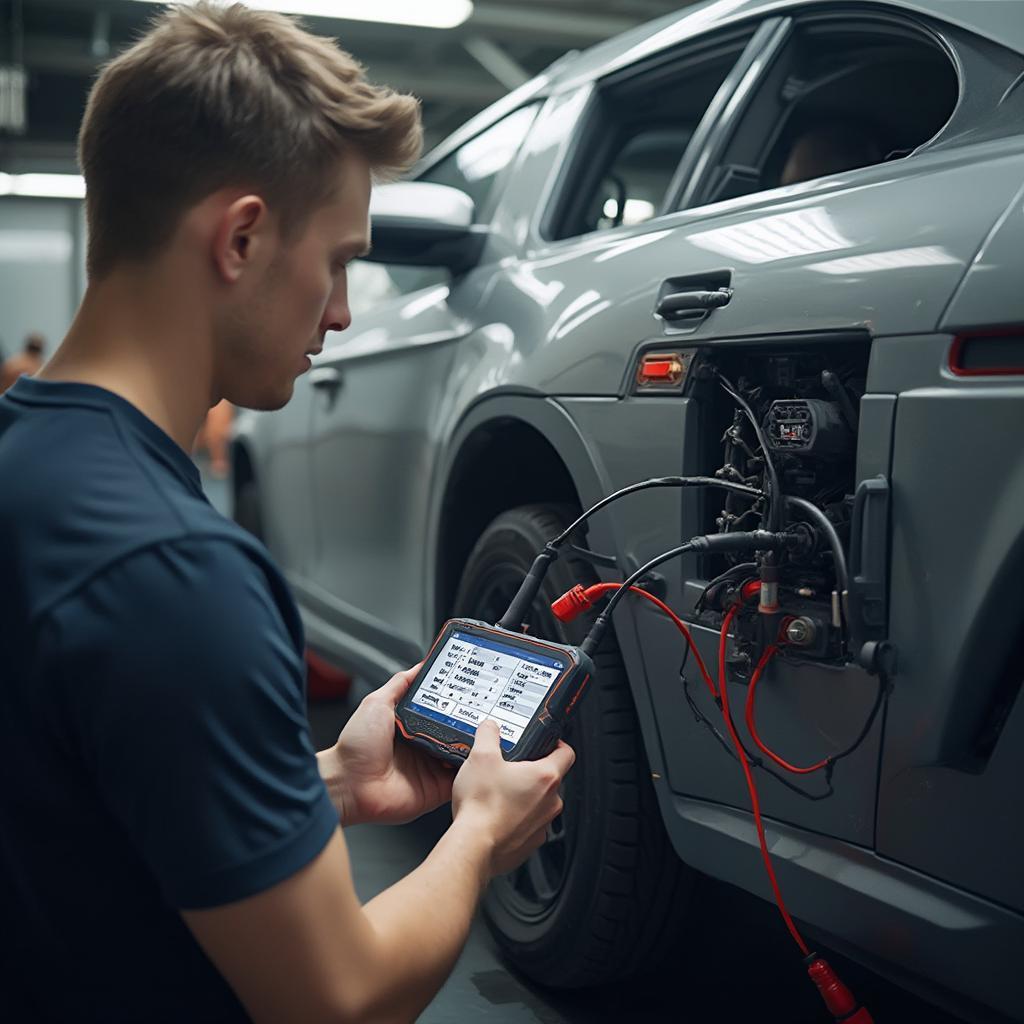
[[655, 288, 732, 321], [309, 366, 343, 393], [847, 474, 890, 655]]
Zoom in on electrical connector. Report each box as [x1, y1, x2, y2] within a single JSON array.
[[806, 957, 875, 1023], [551, 584, 593, 622]]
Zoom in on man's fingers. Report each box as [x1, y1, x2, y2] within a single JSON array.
[[375, 662, 424, 708], [523, 825, 550, 857], [545, 739, 576, 779]]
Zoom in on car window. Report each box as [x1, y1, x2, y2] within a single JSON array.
[[420, 103, 540, 222], [347, 105, 540, 312], [546, 30, 756, 241], [690, 17, 959, 206], [583, 127, 693, 231]]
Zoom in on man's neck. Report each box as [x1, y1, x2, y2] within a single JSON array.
[[39, 269, 215, 453]]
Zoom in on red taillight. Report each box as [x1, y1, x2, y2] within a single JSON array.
[[949, 331, 1024, 376]]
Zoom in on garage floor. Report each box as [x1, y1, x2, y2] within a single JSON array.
[[201, 463, 969, 1024]]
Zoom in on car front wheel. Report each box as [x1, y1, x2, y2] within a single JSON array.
[[453, 503, 694, 988]]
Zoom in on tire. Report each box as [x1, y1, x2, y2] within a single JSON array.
[[452, 504, 694, 988]]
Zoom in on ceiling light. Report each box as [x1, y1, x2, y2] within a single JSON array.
[[0, 173, 86, 199], [132, 0, 473, 29]]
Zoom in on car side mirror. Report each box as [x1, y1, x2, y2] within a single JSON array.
[[365, 182, 488, 273]]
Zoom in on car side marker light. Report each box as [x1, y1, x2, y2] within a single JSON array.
[[635, 351, 691, 392]]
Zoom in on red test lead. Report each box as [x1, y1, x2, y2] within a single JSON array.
[[552, 581, 876, 1023], [806, 957, 875, 1023]]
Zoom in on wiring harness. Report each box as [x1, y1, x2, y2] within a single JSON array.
[[552, 558, 880, 1022], [490, 354, 891, 1019], [493, 468, 884, 1022]]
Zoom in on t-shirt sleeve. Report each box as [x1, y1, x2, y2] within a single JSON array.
[[46, 537, 339, 909]]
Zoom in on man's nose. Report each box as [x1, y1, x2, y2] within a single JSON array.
[[321, 299, 351, 335]]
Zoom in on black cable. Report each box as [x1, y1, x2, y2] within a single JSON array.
[[582, 531, 790, 657], [681, 670, 834, 801], [783, 495, 848, 596], [715, 372, 782, 532], [498, 476, 766, 632], [552, 476, 764, 548], [496, 545, 558, 631], [694, 562, 758, 613], [583, 541, 697, 655], [819, 659, 891, 771]]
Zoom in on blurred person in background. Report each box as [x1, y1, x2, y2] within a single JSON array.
[[0, 333, 46, 395], [193, 397, 234, 478]]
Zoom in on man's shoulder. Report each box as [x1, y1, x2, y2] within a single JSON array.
[[0, 396, 284, 634], [47, 530, 304, 665]]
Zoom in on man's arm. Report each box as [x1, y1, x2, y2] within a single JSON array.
[[185, 721, 572, 1024], [50, 539, 567, 1020], [184, 821, 486, 1024]]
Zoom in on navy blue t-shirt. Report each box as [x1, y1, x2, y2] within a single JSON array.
[[0, 377, 338, 1022]]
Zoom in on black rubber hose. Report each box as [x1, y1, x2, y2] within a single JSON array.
[[784, 495, 848, 595], [496, 546, 557, 632], [552, 476, 764, 549]]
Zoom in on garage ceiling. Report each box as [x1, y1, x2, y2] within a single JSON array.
[[0, 0, 694, 173]]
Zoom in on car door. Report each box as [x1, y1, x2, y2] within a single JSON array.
[[471, 5, 1024, 849], [302, 106, 540, 671]]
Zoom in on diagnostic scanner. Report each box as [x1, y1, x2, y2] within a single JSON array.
[[395, 618, 595, 764]]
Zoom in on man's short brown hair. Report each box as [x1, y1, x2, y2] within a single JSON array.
[[79, 1, 422, 279]]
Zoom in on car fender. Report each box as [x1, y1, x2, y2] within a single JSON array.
[[426, 390, 672, 778]]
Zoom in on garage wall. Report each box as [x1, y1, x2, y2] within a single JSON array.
[[0, 197, 85, 361]]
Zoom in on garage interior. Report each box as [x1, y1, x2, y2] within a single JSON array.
[[2, 1, 1019, 1022]]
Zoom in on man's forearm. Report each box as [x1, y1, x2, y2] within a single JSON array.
[[354, 812, 492, 1023], [316, 747, 350, 823]]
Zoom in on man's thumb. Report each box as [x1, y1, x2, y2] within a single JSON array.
[[472, 719, 501, 755]]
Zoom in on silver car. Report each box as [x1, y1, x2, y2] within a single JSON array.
[[233, 0, 1024, 1018]]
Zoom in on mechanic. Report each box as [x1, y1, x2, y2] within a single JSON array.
[[0, 4, 574, 1023]]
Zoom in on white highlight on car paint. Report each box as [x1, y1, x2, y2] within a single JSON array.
[[548, 288, 611, 341], [130, 0, 473, 29], [614, 0, 753, 71], [552, 299, 611, 340], [399, 285, 451, 320], [688, 206, 855, 264], [808, 245, 960, 275], [455, 105, 538, 183], [593, 227, 673, 263], [524, 85, 591, 156], [508, 265, 565, 307], [0, 229, 73, 262], [0, 172, 86, 199]]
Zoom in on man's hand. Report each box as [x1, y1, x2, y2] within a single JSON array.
[[318, 664, 455, 827], [453, 719, 575, 878]]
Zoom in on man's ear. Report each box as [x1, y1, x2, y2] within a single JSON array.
[[212, 194, 269, 284]]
